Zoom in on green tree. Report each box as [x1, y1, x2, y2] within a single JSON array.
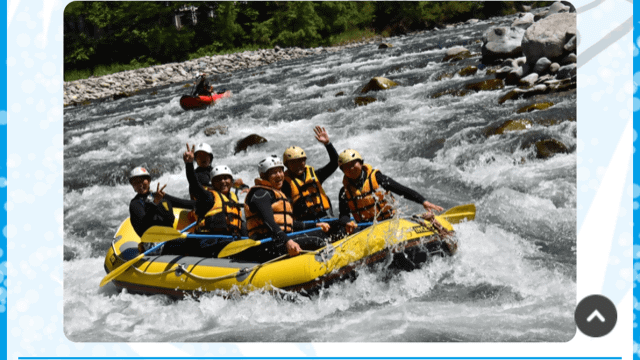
[[270, 2, 324, 47]]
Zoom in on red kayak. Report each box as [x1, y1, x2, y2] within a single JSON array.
[[179, 90, 232, 110]]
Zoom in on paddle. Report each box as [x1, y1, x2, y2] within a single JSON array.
[[217, 227, 323, 258], [305, 204, 476, 225], [99, 222, 197, 287], [440, 203, 476, 224], [140, 226, 238, 243]]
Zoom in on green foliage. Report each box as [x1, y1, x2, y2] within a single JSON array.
[[270, 2, 324, 47], [211, 2, 244, 49], [64, 1, 554, 81]]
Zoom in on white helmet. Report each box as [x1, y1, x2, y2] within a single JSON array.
[[129, 166, 151, 182], [212, 165, 233, 179], [194, 143, 213, 161], [258, 155, 284, 174]]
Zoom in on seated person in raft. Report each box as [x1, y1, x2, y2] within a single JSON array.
[[242, 155, 331, 261], [281, 126, 339, 223], [127, 166, 195, 254], [180, 144, 249, 257], [189, 142, 249, 201], [336, 149, 444, 234], [192, 73, 214, 97]]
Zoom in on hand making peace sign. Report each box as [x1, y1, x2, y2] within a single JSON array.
[[183, 143, 195, 163]]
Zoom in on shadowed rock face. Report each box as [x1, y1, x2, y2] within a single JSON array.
[[533, 139, 569, 159], [234, 134, 268, 154]]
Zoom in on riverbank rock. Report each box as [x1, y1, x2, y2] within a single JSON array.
[[442, 46, 472, 62], [533, 57, 552, 73], [355, 96, 377, 106], [458, 66, 478, 77], [486, 119, 533, 136], [517, 102, 554, 113], [522, 13, 576, 66], [546, 1, 575, 17], [234, 134, 268, 154], [378, 43, 393, 49], [482, 26, 526, 64], [361, 77, 398, 94], [532, 138, 569, 159], [512, 13, 535, 29], [556, 64, 577, 79]]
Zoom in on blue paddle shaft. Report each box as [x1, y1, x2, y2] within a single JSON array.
[[257, 227, 323, 245]]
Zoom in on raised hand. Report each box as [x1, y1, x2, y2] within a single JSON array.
[[153, 183, 167, 204], [314, 126, 330, 145], [183, 143, 195, 163]]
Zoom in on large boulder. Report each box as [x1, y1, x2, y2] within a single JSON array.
[[482, 26, 526, 63], [522, 13, 577, 66], [546, 1, 575, 17], [234, 134, 268, 154], [512, 13, 535, 29]]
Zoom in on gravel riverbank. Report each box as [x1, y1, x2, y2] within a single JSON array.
[[63, 36, 394, 106]]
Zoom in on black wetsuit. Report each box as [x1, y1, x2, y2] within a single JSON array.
[[281, 142, 339, 221], [338, 171, 426, 225], [189, 165, 212, 199], [129, 192, 194, 238], [193, 77, 212, 96]]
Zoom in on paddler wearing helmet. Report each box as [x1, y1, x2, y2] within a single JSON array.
[[192, 73, 214, 96], [128, 166, 197, 254], [337, 149, 444, 234], [188, 142, 214, 199], [183, 144, 248, 241], [281, 126, 338, 222], [243, 155, 331, 259]]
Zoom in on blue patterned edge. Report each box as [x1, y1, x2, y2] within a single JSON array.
[[633, 0, 639, 358], [1, 0, 8, 357]]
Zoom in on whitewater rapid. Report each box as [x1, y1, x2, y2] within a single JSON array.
[[63, 12, 576, 342]]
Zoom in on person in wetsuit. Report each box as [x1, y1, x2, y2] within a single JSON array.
[[192, 73, 214, 96], [127, 166, 196, 254], [281, 126, 338, 222], [189, 142, 214, 199], [242, 155, 331, 261], [337, 149, 444, 234]]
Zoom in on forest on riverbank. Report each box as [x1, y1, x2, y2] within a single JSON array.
[[64, 1, 551, 81]]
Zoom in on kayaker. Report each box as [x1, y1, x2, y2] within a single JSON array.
[[281, 126, 338, 222], [183, 146, 247, 238], [244, 155, 330, 258], [337, 149, 444, 234], [192, 73, 214, 96]]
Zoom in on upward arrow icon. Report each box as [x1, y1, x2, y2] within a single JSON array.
[[587, 310, 605, 323]]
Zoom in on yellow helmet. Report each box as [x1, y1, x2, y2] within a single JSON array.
[[282, 146, 306, 164], [338, 149, 363, 166]]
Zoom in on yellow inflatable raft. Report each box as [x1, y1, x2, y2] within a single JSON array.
[[103, 208, 458, 298]]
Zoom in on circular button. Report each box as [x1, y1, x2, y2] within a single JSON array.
[[575, 295, 617, 337]]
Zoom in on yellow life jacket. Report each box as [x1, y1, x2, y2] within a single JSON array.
[[284, 166, 331, 220], [245, 178, 294, 239], [342, 164, 395, 222], [190, 190, 243, 235]]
